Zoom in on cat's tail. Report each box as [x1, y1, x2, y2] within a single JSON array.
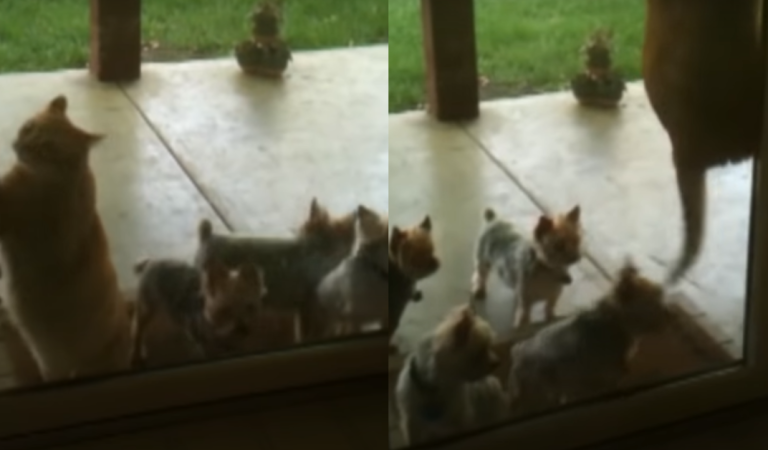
[[666, 166, 706, 286], [134, 259, 151, 275], [484, 208, 497, 223], [198, 219, 214, 243]]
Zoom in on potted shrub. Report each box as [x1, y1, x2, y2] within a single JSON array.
[[235, 1, 292, 78], [571, 29, 626, 108]]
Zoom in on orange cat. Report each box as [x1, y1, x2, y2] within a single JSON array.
[[0, 95, 132, 381]]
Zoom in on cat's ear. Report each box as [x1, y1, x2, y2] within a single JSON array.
[[48, 95, 68, 115], [566, 205, 581, 224], [420, 215, 432, 232], [534, 215, 555, 241]]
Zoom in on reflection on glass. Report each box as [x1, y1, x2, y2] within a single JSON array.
[[389, 0, 757, 447], [0, 100, 385, 387], [0, 0, 388, 395]]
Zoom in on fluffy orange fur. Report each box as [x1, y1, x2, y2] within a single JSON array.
[[643, 1, 763, 283], [0, 300, 43, 387], [0, 95, 132, 381]]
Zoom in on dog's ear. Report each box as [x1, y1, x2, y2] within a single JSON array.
[[203, 259, 229, 293], [614, 260, 640, 303], [309, 198, 322, 220], [534, 215, 554, 241], [390, 227, 405, 255], [452, 307, 475, 347], [420, 215, 432, 232], [566, 205, 581, 224]]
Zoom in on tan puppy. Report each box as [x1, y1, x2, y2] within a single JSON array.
[[0, 95, 132, 381]]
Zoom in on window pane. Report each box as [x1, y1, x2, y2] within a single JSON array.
[[0, 0, 388, 430], [389, 0, 759, 447]]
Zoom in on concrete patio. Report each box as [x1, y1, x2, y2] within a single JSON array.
[[389, 82, 751, 357], [0, 45, 388, 389]]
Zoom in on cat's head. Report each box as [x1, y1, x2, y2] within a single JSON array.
[[390, 216, 440, 281], [202, 260, 268, 342], [297, 198, 356, 250], [534, 205, 583, 268], [13, 95, 104, 170]]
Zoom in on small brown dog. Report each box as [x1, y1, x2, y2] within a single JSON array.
[[389, 216, 440, 351], [473, 206, 582, 327], [131, 258, 267, 367], [395, 305, 506, 445], [194, 198, 359, 342], [508, 261, 671, 413], [0, 95, 133, 381]]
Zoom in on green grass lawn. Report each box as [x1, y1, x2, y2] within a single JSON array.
[[0, 0, 387, 73], [389, 0, 645, 113]]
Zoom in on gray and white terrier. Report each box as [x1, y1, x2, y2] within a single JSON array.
[[316, 205, 389, 336], [508, 261, 672, 413], [472, 206, 582, 327]]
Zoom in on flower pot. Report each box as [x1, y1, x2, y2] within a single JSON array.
[[235, 40, 292, 78], [571, 72, 626, 108]]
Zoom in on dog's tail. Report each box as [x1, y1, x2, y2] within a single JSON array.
[[484, 208, 497, 223], [133, 259, 151, 275], [198, 219, 214, 243]]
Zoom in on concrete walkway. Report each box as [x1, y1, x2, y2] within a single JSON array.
[[0, 45, 388, 388], [390, 82, 749, 355]]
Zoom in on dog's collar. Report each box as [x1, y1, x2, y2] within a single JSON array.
[[358, 252, 389, 282], [409, 359, 445, 422], [528, 248, 573, 284], [389, 256, 421, 296]]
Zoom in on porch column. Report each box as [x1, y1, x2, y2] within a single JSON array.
[[420, 0, 480, 122], [89, 0, 142, 82]]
